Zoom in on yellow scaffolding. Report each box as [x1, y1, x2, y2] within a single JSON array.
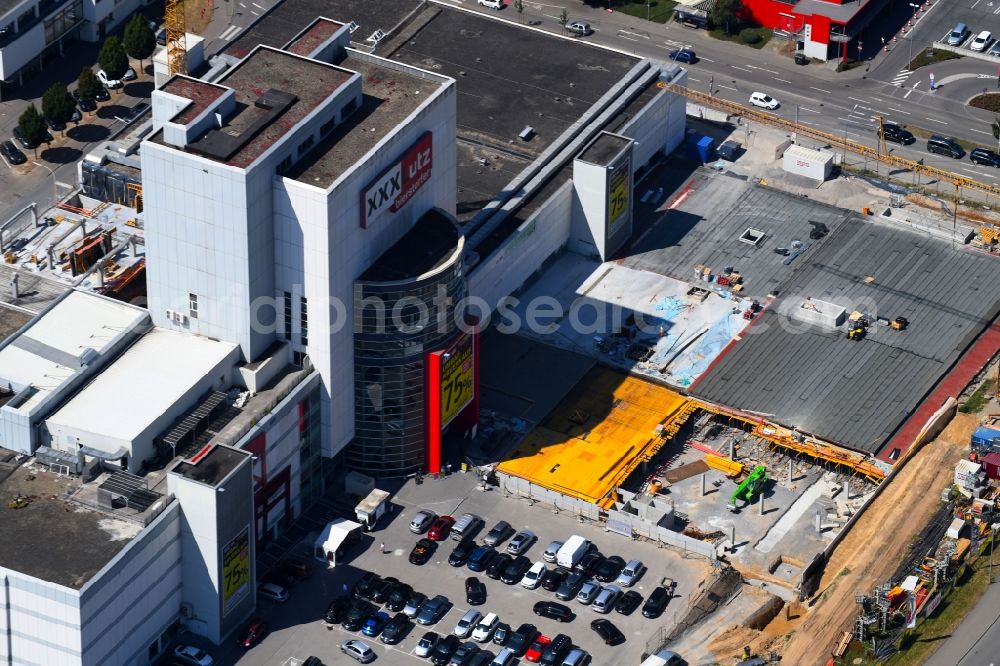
[[164, 0, 187, 75]]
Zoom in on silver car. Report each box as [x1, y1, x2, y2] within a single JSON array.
[[576, 580, 600, 604], [454, 608, 482, 638], [615, 559, 646, 587], [592, 584, 622, 613], [404, 592, 427, 617], [340, 639, 376, 663], [506, 530, 536, 555], [416, 595, 450, 625], [543, 540, 563, 563], [410, 510, 437, 534]]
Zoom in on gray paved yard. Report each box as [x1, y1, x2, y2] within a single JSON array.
[[223, 471, 713, 666]]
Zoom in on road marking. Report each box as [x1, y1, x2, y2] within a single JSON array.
[[250, 9, 258, 14], [619, 35, 638, 42], [886, 106, 910, 115], [798, 106, 821, 113], [220, 25, 241, 40], [799, 120, 817, 126], [970, 128, 992, 134], [891, 69, 913, 86], [717, 84, 737, 91], [924, 117, 947, 123], [848, 96, 867, 104], [700, 57, 715, 62], [252, 1, 263, 7], [810, 86, 832, 94], [618, 29, 649, 39], [962, 167, 984, 175], [748, 65, 779, 74], [973, 0, 981, 7], [775, 77, 792, 83], [689, 77, 701, 82], [732, 65, 752, 72]]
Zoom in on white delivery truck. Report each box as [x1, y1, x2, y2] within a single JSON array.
[[556, 535, 591, 569], [640, 650, 684, 666]]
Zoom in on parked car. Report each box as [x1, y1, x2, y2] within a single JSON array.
[[361, 610, 390, 637], [352, 572, 381, 601], [263, 569, 297, 589], [0, 140, 26, 166], [539, 633, 572, 665], [173, 645, 214, 666], [431, 635, 462, 665], [12, 125, 52, 150], [404, 592, 428, 618], [615, 590, 643, 615], [429, 515, 456, 540], [45, 109, 80, 132], [642, 586, 671, 618], [565, 20, 592, 36], [525, 635, 551, 663], [410, 538, 437, 565], [556, 571, 586, 600], [279, 557, 311, 579], [468, 545, 498, 572], [472, 612, 500, 642], [454, 608, 483, 638], [483, 520, 515, 547], [380, 612, 411, 644], [325, 596, 352, 625], [972, 30, 992, 51], [542, 540, 563, 563], [749, 91, 779, 109], [521, 561, 546, 589], [451, 641, 481, 664], [576, 580, 601, 605], [595, 555, 626, 583], [592, 585, 622, 613], [576, 552, 603, 577], [486, 553, 512, 580], [562, 648, 592, 666], [371, 577, 401, 604], [343, 600, 375, 631], [417, 595, 451, 625], [411, 509, 437, 533], [466, 576, 487, 606], [971, 147, 1000, 167], [450, 538, 478, 566], [416, 631, 440, 657], [540, 566, 568, 592], [492, 622, 511, 646], [668, 48, 697, 63], [493, 647, 517, 666], [506, 623, 539, 657], [616, 559, 646, 587], [506, 530, 536, 555], [990, 40, 1000, 56], [387, 583, 414, 612], [469, 651, 496, 666], [500, 555, 532, 584], [340, 639, 376, 663], [97, 67, 136, 88], [590, 618, 626, 646], [257, 582, 289, 603], [880, 123, 914, 145], [123, 101, 150, 123], [533, 601, 573, 622]]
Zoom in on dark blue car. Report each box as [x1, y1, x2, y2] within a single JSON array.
[[668, 48, 697, 64], [361, 611, 390, 637]]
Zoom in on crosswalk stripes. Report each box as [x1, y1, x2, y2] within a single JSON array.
[[891, 69, 913, 86]]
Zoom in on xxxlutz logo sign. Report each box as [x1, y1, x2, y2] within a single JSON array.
[[360, 131, 433, 228]]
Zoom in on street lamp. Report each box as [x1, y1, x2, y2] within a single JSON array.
[[908, 3, 920, 65], [32, 161, 58, 205]]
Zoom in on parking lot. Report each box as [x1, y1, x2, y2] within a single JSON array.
[[226, 471, 713, 666]]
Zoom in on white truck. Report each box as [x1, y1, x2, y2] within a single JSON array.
[[355, 488, 390, 531], [556, 534, 591, 569]]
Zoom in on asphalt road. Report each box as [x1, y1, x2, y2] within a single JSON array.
[[925, 570, 1000, 666]]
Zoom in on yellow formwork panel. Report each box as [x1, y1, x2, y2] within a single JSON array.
[[705, 454, 743, 477], [498, 367, 692, 505]]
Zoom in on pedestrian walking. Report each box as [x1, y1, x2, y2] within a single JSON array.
[[380, 541, 385, 554]]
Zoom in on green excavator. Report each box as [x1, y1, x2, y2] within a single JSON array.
[[728, 465, 767, 512]]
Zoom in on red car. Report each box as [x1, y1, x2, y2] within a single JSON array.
[[238, 618, 268, 648], [427, 515, 455, 541], [524, 634, 551, 663]]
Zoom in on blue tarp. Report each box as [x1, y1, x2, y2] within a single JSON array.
[[972, 426, 1000, 449]]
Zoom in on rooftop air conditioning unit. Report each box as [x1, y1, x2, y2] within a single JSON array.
[[165, 308, 175, 321], [180, 602, 193, 619]]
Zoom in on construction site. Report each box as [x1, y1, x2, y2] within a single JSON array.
[[479, 90, 1000, 663]]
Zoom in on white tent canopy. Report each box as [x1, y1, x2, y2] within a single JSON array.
[[313, 518, 362, 565]]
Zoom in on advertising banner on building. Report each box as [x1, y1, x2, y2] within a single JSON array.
[[221, 526, 251, 616], [440, 334, 475, 428], [606, 156, 631, 244], [360, 131, 433, 228]]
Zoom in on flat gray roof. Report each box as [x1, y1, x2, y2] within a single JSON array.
[[0, 455, 140, 588], [692, 190, 1000, 454]]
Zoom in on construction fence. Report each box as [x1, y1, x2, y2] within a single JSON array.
[[606, 507, 718, 560]]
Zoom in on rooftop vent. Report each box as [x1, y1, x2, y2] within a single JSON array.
[[739, 227, 766, 246]]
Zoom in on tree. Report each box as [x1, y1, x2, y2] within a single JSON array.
[[17, 104, 47, 156], [514, 0, 524, 22], [559, 8, 568, 30], [710, 0, 743, 35], [123, 14, 156, 73], [41, 83, 76, 132], [77, 67, 102, 102], [98, 36, 129, 88]]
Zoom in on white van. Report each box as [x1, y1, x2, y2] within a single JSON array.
[[451, 513, 483, 541], [478, 0, 504, 8], [472, 612, 499, 642], [640, 650, 684, 666]]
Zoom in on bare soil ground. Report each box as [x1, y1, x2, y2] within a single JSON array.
[[774, 412, 978, 665]]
